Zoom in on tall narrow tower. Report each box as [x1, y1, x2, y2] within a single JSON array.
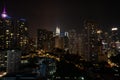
[[56, 26, 60, 36], [55, 26, 62, 48], [0, 6, 29, 73]]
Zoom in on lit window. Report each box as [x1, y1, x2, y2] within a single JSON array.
[[6, 41, 9, 44], [5, 20, 11, 26], [20, 37, 23, 39], [6, 30, 9, 32], [10, 33, 13, 38], [11, 33, 13, 36], [20, 24, 24, 27], [25, 27, 27, 31]]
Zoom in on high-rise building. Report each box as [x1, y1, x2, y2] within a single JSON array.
[[82, 20, 111, 62], [96, 30, 108, 62], [55, 36, 62, 49], [68, 29, 83, 56], [54, 27, 65, 49], [0, 9, 29, 50], [0, 9, 13, 72], [37, 29, 54, 52], [111, 27, 119, 42], [76, 34, 84, 56], [16, 19, 29, 50], [110, 27, 120, 49], [55, 26, 60, 36], [63, 32, 69, 51], [83, 20, 99, 62], [0, 12, 14, 50], [68, 29, 77, 54], [0, 7, 29, 73], [7, 50, 21, 73], [107, 27, 120, 57]]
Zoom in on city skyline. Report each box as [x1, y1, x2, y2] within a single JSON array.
[[0, 0, 120, 37], [0, 1, 120, 79]]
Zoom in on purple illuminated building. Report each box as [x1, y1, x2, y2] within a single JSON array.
[[1, 7, 8, 18]]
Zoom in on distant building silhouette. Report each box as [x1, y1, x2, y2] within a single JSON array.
[[37, 29, 54, 52]]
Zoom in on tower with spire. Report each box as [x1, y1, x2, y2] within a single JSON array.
[[0, 6, 29, 73], [54, 26, 64, 49], [1, 6, 8, 18], [55, 26, 60, 36]]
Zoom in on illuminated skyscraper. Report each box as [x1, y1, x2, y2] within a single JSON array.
[[0, 8, 29, 50], [111, 27, 119, 42], [1, 7, 8, 18], [55, 26, 60, 36], [0, 7, 29, 73], [16, 19, 29, 50], [108, 27, 120, 56], [83, 20, 99, 62], [0, 9, 13, 50], [82, 21, 110, 62], [55, 26, 64, 49]]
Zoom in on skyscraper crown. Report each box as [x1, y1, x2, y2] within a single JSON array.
[[1, 6, 8, 18]]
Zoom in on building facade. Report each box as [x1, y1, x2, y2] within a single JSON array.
[[83, 20, 99, 62], [37, 29, 54, 52], [0, 8, 29, 73]]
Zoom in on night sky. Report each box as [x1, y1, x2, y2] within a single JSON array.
[[0, 0, 120, 37]]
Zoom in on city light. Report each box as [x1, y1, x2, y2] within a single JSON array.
[[111, 27, 118, 31], [0, 72, 7, 77], [1, 13, 7, 18], [97, 30, 102, 34], [81, 77, 84, 80], [1, 7, 8, 18], [56, 26, 60, 36]]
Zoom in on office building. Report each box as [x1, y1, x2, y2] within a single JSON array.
[[7, 50, 21, 73], [68, 29, 83, 56], [37, 29, 54, 52], [0, 8, 29, 50], [83, 20, 99, 62], [68, 29, 77, 54], [0, 7, 29, 73]]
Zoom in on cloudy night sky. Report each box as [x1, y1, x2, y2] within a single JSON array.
[[0, 0, 120, 37]]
